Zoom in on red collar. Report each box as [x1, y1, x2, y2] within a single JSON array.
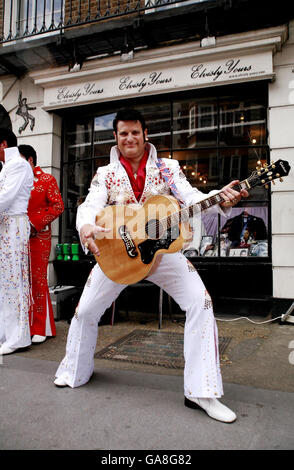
[[120, 150, 149, 201]]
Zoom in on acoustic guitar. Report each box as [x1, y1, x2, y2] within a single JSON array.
[[94, 159, 290, 284]]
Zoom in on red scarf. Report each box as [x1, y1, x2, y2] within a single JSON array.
[[120, 150, 149, 201]]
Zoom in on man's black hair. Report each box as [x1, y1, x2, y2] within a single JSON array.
[[18, 144, 37, 166], [0, 128, 17, 147], [113, 108, 146, 134]]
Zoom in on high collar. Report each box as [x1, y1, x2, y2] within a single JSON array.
[[3, 146, 20, 163], [110, 142, 158, 168], [33, 166, 44, 177]]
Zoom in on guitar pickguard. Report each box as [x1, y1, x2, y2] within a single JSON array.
[[138, 225, 180, 264], [118, 225, 138, 258]]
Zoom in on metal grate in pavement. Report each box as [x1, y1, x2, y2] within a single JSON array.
[[95, 330, 231, 369]]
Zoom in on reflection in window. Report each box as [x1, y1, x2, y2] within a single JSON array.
[[134, 102, 171, 150], [189, 106, 196, 136], [65, 121, 92, 162], [198, 104, 215, 129], [62, 159, 93, 238], [94, 113, 116, 157], [220, 99, 266, 146], [174, 98, 217, 148], [174, 149, 217, 192]]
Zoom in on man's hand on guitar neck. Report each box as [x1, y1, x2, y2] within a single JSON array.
[[220, 180, 249, 208], [80, 223, 111, 256]]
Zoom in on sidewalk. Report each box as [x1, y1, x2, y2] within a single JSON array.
[[1, 310, 294, 450]]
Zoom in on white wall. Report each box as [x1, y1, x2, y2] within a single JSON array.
[[269, 20, 294, 299], [0, 75, 63, 286]]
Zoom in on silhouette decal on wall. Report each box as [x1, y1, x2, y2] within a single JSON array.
[[16, 91, 36, 133]]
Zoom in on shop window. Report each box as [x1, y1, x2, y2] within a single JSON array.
[[183, 145, 269, 258], [62, 118, 93, 240], [219, 204, 268, 258], [61, 82, 270, 259], [3, 0, 63, 41]]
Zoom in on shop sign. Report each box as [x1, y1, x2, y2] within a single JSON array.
[[44, 51, 273, 109]]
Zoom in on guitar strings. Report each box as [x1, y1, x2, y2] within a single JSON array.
[[139, 167, 267, 237], [144, 189, 230, 237]]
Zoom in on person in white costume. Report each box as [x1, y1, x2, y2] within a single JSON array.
[[55, 109, 248, 423], [0, 128, 34, 355]]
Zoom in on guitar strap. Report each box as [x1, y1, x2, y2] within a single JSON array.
[[156, 158, 185, 204]]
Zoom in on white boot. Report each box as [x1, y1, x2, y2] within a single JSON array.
[[0, 345, 17, 355], [54, 377, 68, 387], [185, 396, 237, 423], [32, 335, 46, 344]]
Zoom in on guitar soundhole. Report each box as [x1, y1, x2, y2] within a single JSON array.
[[145, 219, 164, 239]]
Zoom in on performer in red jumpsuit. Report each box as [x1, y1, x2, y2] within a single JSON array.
[[18, 145, 64, 344]]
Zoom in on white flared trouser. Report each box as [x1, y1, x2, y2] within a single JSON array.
[[0, 215, 31, 349], [55, 252, 223, 398]]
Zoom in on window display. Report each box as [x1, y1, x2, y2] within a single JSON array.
[[183, 205, 268, 258]]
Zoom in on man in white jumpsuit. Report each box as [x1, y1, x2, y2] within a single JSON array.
[[55, 109, 248, 423], [0, 128, 34, 355]]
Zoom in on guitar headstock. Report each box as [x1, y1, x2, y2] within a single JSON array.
[[246, 159, 291, 189]]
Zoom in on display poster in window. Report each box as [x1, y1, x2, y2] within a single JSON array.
[[183, 206, 268, 258]]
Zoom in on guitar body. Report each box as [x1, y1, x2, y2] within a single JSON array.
[[94, 195, 192, 284], [91, 158, 290, 284]]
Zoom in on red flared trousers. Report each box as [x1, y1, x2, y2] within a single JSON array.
[[29, 231, 56, 337]]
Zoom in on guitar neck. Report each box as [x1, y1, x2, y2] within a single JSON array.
[[165, 180, 249, 229], [186, 180, 249, 219]]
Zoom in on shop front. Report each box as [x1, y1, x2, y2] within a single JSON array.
[[55, 81, 270, 310], [10, 23, 293, 315]]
